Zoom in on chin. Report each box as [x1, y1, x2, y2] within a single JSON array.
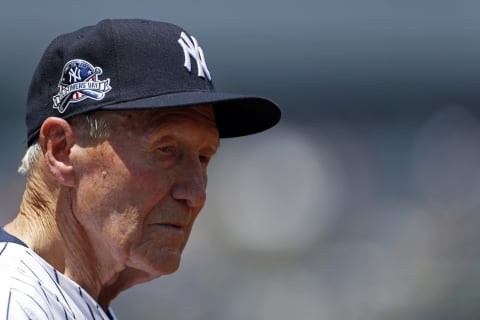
[[140, 250, 183, 277], [155, 253, 182, 275], [127, 242, 185, 278]]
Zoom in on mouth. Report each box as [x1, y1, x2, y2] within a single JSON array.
[[150, 222, 187, 233], [162, 223, 184, 229]]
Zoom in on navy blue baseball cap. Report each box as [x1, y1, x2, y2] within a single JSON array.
[[25, 18, 281, 146]]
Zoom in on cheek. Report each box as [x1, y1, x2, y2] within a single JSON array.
[[73, 154, 171, 240]]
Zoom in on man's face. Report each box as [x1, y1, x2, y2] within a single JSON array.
[[69, 105, 219, 280]]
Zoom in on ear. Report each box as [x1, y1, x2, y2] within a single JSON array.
[[39, 117, 76, 187]]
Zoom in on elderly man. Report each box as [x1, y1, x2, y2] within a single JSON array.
[[0, 19, 280, 319]]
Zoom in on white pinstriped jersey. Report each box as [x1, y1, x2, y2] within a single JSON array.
[[0, 228, 117, 320]]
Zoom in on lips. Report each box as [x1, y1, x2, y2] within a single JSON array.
[[148, 210, 193, 236], [150, 222, 187, 235], [159, 222, 184, 229]]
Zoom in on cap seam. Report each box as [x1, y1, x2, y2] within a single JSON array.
[[109, 19, 122, 102]]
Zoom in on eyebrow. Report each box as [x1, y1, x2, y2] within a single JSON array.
[[142, 111, 220, 147]]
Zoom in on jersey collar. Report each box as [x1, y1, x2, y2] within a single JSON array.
[[0, 227, 28, 247]]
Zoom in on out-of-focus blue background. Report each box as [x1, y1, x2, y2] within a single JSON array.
[[2, 1, 480, 319]]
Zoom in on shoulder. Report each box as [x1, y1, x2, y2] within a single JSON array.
[[0, 242, 78, 319], [0, 242, 116, 320], [0, 242, 53, 318], [0, 241, 47, 283], [0, 241, 41, 287]]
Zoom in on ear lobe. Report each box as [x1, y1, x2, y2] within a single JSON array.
[[39, 117, 76, 187]]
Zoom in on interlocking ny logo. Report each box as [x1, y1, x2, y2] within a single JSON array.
[[178, 32, 212, 81], [69, 67, 82, 82]]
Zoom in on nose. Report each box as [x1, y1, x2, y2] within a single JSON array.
[[171, 156, 207, 209]]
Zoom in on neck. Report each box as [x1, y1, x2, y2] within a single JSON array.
[[4, 182, 115, 307], [5, 166, 148, 310], [4, 168, 114, 307], [5, 172, 66, 272]]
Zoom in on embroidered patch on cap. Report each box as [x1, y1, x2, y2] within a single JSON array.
[[53, 59, 111, 114]]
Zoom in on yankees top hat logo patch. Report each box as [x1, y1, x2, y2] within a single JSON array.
[[53, 59, 112, 114]]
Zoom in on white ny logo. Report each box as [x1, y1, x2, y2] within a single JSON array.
[[178, 32, 212, 81], [69, 67, 82, 83]]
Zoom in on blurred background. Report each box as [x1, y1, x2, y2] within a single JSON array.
[[2, 0, 480, 319]]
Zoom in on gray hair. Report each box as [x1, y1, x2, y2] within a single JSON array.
[[18, 113, 110, 175], [18, 143, 42, 175]]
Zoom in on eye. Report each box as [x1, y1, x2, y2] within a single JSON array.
[[157, 146, 176, 154]]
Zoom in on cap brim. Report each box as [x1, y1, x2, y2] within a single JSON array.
[[100, 91, 281, 138]]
